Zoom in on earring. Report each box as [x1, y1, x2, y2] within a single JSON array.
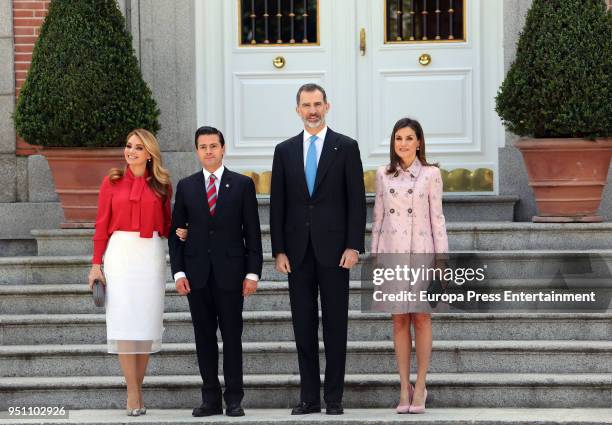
[[147, 158, 151, 162]]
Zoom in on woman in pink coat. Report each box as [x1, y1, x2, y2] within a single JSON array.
[[371, 117, 448, 414]]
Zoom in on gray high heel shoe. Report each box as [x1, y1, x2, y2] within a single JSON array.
[[126, 408, 140, 416]]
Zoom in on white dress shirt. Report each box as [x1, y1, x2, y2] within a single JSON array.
[[203, 164, 224, 194], [173, 164, 259, 284], [302, 126, 327, 168]]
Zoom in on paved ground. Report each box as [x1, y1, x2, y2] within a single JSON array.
[[1, 408, 611, 424]]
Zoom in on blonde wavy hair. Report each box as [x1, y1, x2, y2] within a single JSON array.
[[109, 129, 171, 198]]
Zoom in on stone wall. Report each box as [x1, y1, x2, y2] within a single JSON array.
[[135, 0, 200, 184]]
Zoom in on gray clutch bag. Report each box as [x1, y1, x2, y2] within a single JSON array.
[[92, 279, 105, 307]]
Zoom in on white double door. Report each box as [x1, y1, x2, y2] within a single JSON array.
[[196, 0, 504, 193]]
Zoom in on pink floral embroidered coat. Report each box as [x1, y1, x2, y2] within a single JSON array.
[[371, 158, 448, 254]]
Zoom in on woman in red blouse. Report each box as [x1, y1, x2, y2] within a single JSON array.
[[88, 128, 172, 416]]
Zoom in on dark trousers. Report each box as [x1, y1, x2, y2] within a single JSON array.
[[288, 239, 350, 404], [186, 270, 244, 406]]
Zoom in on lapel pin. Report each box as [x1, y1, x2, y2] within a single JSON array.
[[334, 147, 338, 151], [226, 183, 230, 188]]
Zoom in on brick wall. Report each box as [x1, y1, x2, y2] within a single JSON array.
[[13, 0, 49, 155]]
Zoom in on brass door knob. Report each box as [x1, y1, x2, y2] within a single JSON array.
[[419, 53, 431, 66], [273, 56, 286, 69]]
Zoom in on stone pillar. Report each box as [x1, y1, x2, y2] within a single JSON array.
[[137, 0, 200, 186], [0, 0, 17, 202], [498, 0, 536, 221]]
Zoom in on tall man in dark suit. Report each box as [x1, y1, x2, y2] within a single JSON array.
[[270, 84, 367, 415], [169, 126, 263, 418]]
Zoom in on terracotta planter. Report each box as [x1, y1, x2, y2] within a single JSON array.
[[514, 138, 612, 222], [42, 147, 125, 228]]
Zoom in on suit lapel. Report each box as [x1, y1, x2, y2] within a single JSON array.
[[290, 133, 310, 199], [214, 168, 233, 218], [313, 128, 339, 194]]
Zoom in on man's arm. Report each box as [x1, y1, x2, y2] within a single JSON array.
[[344, 140, 367, 253], [168, 180, 187, 278], [243, 177, 263, 278], [270, 144, 286, 257]]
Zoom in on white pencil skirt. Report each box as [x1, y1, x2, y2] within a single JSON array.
[[103, 231, 166, 354]]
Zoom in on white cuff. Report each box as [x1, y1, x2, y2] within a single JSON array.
[[245, 273, 259, 282], [173, 272, 186, 282]]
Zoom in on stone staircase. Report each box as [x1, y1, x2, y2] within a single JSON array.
[[0, 200, 611, 423]]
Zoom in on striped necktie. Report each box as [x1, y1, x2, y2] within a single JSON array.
[[206, 174, 217, 216]]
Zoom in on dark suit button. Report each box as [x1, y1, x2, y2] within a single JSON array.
[[209, 230, 214, 235], [390, 209, 395, 214], [207, 249, 211, 254], [408, 189, 413, 194], [309, 205, 314, 209], [306, 222, 310, 226], [408, 208, 413, 213], [390, 188, 395, 194]]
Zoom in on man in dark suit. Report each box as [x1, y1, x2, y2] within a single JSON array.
[[270, 84, 367, 415], [168, 126, 263, 417]]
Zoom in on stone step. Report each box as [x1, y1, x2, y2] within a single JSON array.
[[0, 282, 320, 314], [0, 202, 64, 240], [1, 312, 610, 345], [0, 196, 518, 241], [31, 222, 612, 256], [1, 373, 610, 409], [0, 237, 36, 257], [1, 341, 610, 377], [1, 408, 610, 425], [256, 195, 519, 225], [1, 250, 611, 284], [1, 279, 610, 314]]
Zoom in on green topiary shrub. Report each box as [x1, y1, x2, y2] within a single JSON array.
[[13, 0, 160, 147], [495, 0, 612, 139]]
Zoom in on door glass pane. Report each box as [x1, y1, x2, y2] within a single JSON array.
[[386, 0, 465, 43], [240, 0, 319, 46]]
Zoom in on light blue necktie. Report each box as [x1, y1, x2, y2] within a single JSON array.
[[305, 135, 318, 196]]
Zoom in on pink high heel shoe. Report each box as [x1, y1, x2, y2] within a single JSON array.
[[408, 388, 427, 414], [396, 384, 414, 414]]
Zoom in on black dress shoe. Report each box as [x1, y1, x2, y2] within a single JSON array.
[[192, 403, 223, 417], [291, 401, 321, 415], [326, 402, 344, 415], [225, 404, 245, 417]]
